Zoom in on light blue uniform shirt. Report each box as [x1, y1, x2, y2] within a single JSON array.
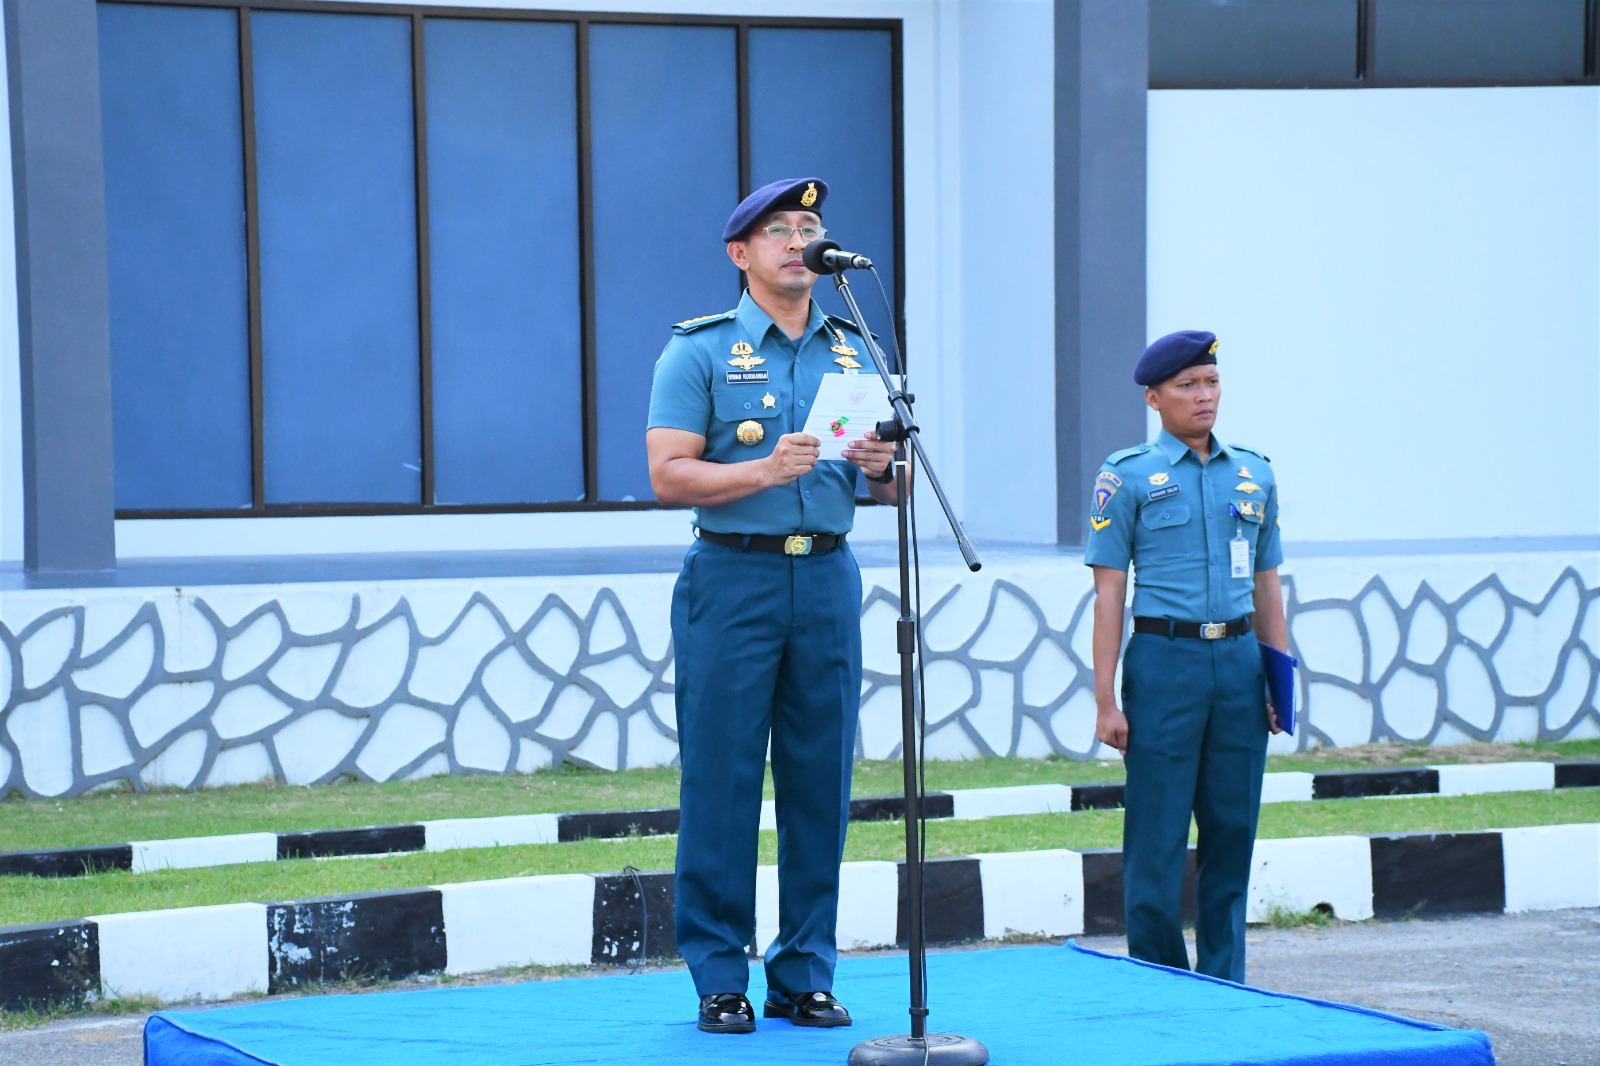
[[647, 291, 866, 535], [1083, 428, 1283, 621]]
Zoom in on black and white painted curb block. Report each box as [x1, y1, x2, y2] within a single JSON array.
[[2, 823, 1594, 1014], [6, 761, 1593, 880]]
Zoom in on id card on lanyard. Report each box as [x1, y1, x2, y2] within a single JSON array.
[[1229, 504, 1250, 579]]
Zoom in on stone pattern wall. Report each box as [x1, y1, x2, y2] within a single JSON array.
[[1, 553, 1595, 798]]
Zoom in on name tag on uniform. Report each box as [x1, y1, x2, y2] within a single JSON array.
[[1147, 484, 1180, 502], [1230, 533, 1250, 579], [726, 370, 769, 384]]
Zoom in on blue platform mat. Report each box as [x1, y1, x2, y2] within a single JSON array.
[[143, 943, 1494, 1065]]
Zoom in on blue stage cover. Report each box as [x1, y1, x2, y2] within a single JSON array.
[[144, 943, 1494, 1065]]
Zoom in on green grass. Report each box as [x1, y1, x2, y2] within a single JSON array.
[[1261, 902, 1335, 930], [3, 739, 1593, 854], [1, 788, 1594, 931], [0, 994, 161, 1032]]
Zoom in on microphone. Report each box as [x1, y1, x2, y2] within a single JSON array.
[[802, 238, 873, 273]]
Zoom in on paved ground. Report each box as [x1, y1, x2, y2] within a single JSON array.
[[3, 908, 1595, 1066], [1080, 908, 1600, 1066]]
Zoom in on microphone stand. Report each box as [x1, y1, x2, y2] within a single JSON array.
[[828, 269, 987, 1066]]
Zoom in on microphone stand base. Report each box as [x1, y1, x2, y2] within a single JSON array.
[[848, 1034, 990, 1066]]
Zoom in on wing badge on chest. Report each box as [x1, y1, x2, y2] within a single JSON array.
[[727, 341, 764, 372], [726, 341, 769, 383], [830, 328, 862, 369]]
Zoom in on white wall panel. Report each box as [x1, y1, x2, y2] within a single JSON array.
[[1149, 87, 1600, 544]]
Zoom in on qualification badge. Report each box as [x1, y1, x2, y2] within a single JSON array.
[[728, 342, 764, 372], [831, 329, 861, 368], [1235, 482, 1261, 494], [1237, 465, 1252, 479], [736, 419, 765, 446], [761, 393, 776, 409], [1148, 472, 1170, 486]]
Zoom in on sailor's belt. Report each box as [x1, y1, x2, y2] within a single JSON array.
[[696, 530, 845, 556], [1133, 615, 1253, 640]]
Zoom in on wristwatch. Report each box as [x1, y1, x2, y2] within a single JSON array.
[[866, 460, 897, 485]]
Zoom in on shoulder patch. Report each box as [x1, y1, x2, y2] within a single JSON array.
[[1229, 443, 1271, 462], [1106, 443, 1152, 466], [672, 310, 736, 335]]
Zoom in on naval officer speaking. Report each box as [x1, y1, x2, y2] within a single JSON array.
[[1085, 330, 1288, 984], [644, 177, 897, 1035]]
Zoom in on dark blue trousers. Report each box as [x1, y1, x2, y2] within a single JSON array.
[[671, 538, 862, 997], [1121, 631, 1268, 983]]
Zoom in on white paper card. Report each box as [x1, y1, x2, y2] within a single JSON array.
[[802, 374, 893, 461], [1230, 535, 1250, 579]]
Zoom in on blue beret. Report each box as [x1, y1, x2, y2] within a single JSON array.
[[1135, 330, 1219, 386], [722, 177, 827, 242]]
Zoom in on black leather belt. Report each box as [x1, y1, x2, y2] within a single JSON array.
[[1133, 615, 1252, 640], [697, 530, 844, 557]]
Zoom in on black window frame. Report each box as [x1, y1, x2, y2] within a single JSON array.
[[103, 0, 906, 519]]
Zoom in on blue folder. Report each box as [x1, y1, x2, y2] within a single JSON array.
[[1259, 641, 1298, 735]]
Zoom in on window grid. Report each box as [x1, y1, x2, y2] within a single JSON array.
[[106, 0, 906, 519], [1151, 0, 1600, 89]]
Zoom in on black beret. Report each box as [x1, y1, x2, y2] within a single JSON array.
[[1134, 330, 1219, 386], [722, 177, 827, 242]]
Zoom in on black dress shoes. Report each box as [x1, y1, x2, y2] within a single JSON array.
[[763, 990, 853, 1027], [697, 992, 756, 1034]]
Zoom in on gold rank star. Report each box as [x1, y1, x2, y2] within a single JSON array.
[[762, 393, 776, 409]]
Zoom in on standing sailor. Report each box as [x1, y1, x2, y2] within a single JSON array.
[[645, 177, 898, 1032], [1085, 329, 1287, 983]]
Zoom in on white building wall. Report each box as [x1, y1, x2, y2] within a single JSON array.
[[1149, 87, 1600, 546], [947, 0, 1058, 544]]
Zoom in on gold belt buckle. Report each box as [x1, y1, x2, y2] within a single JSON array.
[[784, 534, 813, 556], [1201, 622, 1226, 640]]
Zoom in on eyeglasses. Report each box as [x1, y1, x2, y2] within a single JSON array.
[[758, 223, 826, 242]]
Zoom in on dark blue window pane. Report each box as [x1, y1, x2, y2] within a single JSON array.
[[590, 25, 737, 502], [1374, 0, 1586, 83], [425, 19, 582, 505], [253, 12, 420, 505], [749, 28, 897, 342], [1151, 0, 1357, 85], [100, 3, 250, 510]]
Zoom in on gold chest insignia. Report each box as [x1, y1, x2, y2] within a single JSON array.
[[1148, 472, 1170, 486], [1235, 482, 1262, 494], [830, 328, 860, 363], [1237, 465, 1252, 479], [761, 393, 776, 409], [728, 341, 764, 372], [800, 182, 819, 208], [736, 420, 765, 446]]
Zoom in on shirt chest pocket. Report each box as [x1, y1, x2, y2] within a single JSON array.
[[712, 389, 779, 423], [1141, 502, 1191, 531]]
